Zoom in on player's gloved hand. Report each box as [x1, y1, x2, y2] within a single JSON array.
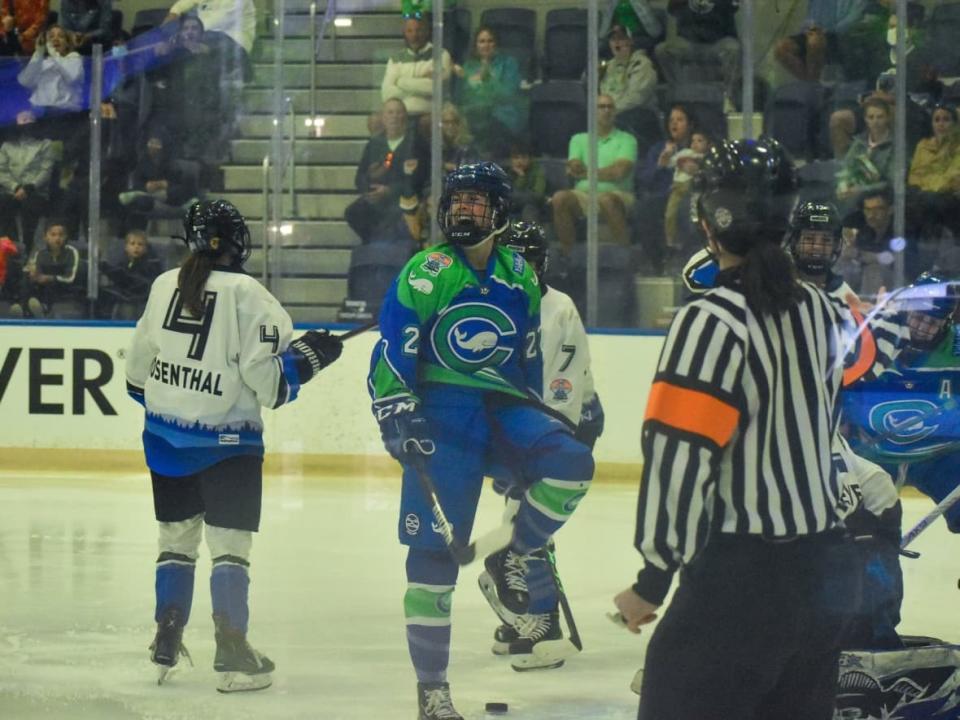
[[375, 397, 435, 461], [286, 329, 343, 383], [576, 395, 605, 449]]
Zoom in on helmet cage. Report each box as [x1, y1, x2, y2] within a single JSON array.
[[437, 162, 512, 247]]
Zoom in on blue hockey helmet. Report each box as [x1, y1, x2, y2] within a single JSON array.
[[788, 201, 843, 276], [499, 220, 548, 282], [180, 199, 251, 266], [902, 272, 959, 350], [692, 136, 799, 255], [437, 161, 512, 247]]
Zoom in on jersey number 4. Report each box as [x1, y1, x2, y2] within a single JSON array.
[[162, 289, 217, 361]]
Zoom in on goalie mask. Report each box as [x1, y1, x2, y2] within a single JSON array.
[[901, 272, 959, 351], [500, 221, 548, 283], [437, 162, 512, 247], [692, 136, 799, 255], [179, 199, 251, 266], [788, 201, 843, 276]]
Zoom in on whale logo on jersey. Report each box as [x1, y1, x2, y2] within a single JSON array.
[[431, 302, 517, 372], [869, 400, 941, 445], [409, 272, 434, 295]]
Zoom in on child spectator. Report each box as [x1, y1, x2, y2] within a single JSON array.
[[1, 0, 48, 55], [99, 229, 162, 319], [10, 218, 82, 317], [664, 128, 710, 257], [0, 110, 55, 251], [506, 140, 546, 223]]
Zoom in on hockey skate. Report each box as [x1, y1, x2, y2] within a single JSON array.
[[479, 548, 530, 623], [149, 606, 193, 685], [213, 614, 274, 693], [417, 681, 463, 720]]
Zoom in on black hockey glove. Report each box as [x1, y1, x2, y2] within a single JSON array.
[[375, 397, 435, 462], [286, 330, 343, 383], [576, 395, 605, 449]]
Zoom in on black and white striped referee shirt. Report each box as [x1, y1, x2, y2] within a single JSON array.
[[633, 272, 907, 605]]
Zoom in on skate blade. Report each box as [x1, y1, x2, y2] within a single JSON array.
[[630, 667, 644, 696], [217, 671, 273, 693], [511, 655, 565, 672], [155, 663, 177, 686], [531, 638, 581, 662], [477, 571, 520, 627]]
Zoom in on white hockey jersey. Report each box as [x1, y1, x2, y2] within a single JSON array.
[[540, 286, 597, 426], [125, 267, 298, 476]]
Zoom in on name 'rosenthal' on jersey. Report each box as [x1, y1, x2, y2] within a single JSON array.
[[126, 266, 300, 476]]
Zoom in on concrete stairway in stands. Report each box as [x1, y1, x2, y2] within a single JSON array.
[[220, 0, 403, 323]]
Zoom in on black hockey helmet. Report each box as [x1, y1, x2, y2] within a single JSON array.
[[902, 272, 960, 350], [500, 221, 548, 282], [437, 161, 512, 247], [788, 201, 843, 276], [179, 199, 251, 266], [692, 136, 799, 255]]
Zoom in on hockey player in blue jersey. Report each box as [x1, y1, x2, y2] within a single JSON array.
[[482, 220, 603, 671], [126, 200, 343, 692], [367, 163, 594, 720]]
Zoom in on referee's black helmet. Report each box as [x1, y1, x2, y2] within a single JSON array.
[[693, 137, 799, 255]]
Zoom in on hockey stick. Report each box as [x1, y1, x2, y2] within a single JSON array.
[[530, 541, 582, 661], [337, 318, 379, 342], [410, 455, 513, 566], [900, 481, 960, 551]]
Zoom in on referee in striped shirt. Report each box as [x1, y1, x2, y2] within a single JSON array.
[[614, 138, 906, 719]]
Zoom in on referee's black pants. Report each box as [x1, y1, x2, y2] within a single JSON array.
[[638, 531, 861, 720]]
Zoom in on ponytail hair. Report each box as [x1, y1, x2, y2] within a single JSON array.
[[178, 253, 216, 317], [739, 242, 804, 315]]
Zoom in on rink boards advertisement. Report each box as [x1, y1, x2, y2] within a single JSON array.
[[0, 324, 664, 465]]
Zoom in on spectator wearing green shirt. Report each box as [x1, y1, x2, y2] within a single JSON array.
[[551, 94, 638, 254]]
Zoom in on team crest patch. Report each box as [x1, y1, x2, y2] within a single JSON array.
[[408, 272, 434, 295], [404, 513, 421, 535], [421, 252, 453, 276], [713, 206, 733, 230], [550, 378, 573, 402]]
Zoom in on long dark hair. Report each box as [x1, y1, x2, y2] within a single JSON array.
[[738, 242, 804, 315], [177, 253, 216, 317]]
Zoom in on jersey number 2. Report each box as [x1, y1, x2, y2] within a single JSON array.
[[162, 288, 217, 361]]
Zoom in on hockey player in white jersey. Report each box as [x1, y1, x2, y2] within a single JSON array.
[[482, 221, 604, 671], [125, 200, 343, 692]]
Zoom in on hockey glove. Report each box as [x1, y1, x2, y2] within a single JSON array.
[[286, 330, 343, 383], [576, 395, 605, 449], [375, 397, 435, 461]]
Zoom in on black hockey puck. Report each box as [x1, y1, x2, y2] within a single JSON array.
[[485, 701, 509, 714]]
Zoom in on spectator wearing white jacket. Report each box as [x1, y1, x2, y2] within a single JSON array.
[[17, 25, 84, 114], [600, 23, 658, 115], [380, 16, 451, 117]]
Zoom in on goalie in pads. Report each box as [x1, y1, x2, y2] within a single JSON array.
[[126, 200, 343, 692]]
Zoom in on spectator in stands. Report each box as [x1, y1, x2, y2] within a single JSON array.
[[836, 96, 894, 211], [1, 0, 48, 55], [664, 127, 710, 258], [600, 23, 657, 116], [417, 102, 478, 173], [837, 187, 897, 297], [452, 25, 527, 158], [599, 0, 663, 42], [60, 0, 111, 54], [164, 0, 255, 57], [0, 235, 21, 309], [634, 102, 693, 271], [774, 2, 870, 82], [551, 93, 637, 255], [118, 130, 198, 230], [17, 24, 83, 117], [0, 14, 19, 54], [506, 139, 546, 223], [381, 15, 451, 119], [0, 110, 55, 251], [99, 229, 162, 319], [907, 103, 960, 238], [9, 217, 82, 318], [345, 97, 425, 244], [655, 0, 740, 109]]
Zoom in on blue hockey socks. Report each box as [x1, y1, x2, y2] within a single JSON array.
[[405, 549, 458, 684], [512, 477, 591, 553], [155, 552, 196, 623], [210, 556, 250, 634]]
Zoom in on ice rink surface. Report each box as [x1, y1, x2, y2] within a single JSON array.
[[1, 469, 958, 720]]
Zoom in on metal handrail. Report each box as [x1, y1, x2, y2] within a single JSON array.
[[261, 155, 270, 285], [86, 45, 104, 311], [288, 97, 297, 217]]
